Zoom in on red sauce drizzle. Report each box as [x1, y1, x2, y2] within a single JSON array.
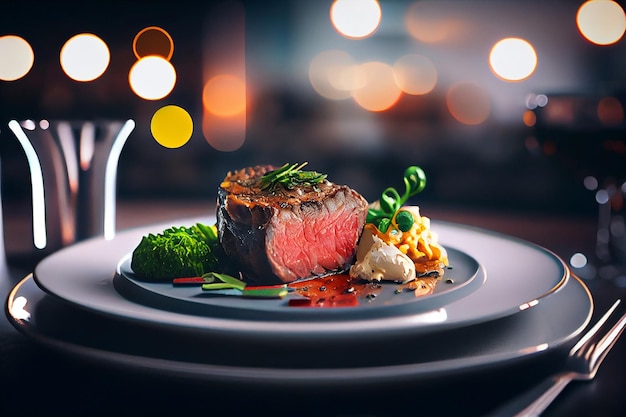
[[287, 274, 383, 308], [285, 272, 440, 308]]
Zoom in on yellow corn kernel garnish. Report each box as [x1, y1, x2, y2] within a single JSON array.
[[370, 206, 448, 266]]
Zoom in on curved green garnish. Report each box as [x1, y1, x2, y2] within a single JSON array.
[[366, 166, 426, 233], [259, 162, 327, 191]]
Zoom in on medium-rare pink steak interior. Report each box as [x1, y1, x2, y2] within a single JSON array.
[[216, 164, 369, 285]]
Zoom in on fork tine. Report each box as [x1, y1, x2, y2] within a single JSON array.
[[590, 308, 626, 375], [569, 299, 621, 356], [484, 299, 625, 417]]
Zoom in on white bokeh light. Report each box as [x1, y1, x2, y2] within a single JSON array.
[[60, 33, 110, 82], [330, 0, 382, 39], [128, 56, 177, 100], [570, 253, 588, 269], [489, 37, 537, 81], [577, 0, 626, 45], [0, 35, 34, 81]]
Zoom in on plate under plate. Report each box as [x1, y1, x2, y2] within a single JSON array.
[[6, 272, 593, 385]]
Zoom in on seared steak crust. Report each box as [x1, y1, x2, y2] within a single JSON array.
[[217, 165, 369, 285]]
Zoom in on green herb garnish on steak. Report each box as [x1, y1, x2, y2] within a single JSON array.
[[259, 162, 327, 192]]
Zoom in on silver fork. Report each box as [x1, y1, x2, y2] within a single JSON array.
[[485, 299, 626, 417]]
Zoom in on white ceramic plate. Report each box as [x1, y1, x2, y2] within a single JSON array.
[[31, 219, 568, 339], [6, 272, 592, 385]]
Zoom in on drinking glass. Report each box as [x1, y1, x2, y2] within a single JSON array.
[[7, 119, 135, 252]]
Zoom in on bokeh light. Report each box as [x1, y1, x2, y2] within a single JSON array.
[[405, 2, 458, 43], [0, 35, 34, 81], [596, 188, 610, 205], [523, 110, 536, 127], [60, 33, 110, 82], [351, 61, 402, 112], [133, 26, 174, 60], [309, 50, 358, 100], [202, 74, 246, 117], [446, 82, 491, 125], [584, 175, 599, 191], [526, 93, 549, 109], [570, 252, 588, 269], [150, 105, 193, 148], [597, 96, 624, 126], [330, 0, 382, 39], [202, 116, 246, 152], [128, 56, 177, 100], [577, 0, 626, 45], [489, 37, 537, 81], [202, 1, 246, 153], [393, 54, 438, 95]]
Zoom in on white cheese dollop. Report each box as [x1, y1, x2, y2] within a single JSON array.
[[349, 227, 416, 283]]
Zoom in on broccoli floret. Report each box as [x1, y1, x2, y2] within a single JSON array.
[[130, 222, 224, 281]]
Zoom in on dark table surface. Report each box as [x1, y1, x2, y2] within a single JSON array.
[[1, 200, 625, 417]]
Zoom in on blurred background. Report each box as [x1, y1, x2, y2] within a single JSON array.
[[0, 0, 625, 217]]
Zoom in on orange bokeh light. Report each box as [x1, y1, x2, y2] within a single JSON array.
[[351, 61, 402, 112], [523, 110, 537, 127], [133, 26, 174, 60], [597, 96, 624, 126], [446, 82, 491, 125], [405, 2, 462, 43], [202, 115, 246, 152], [202, 74, 246, 117]]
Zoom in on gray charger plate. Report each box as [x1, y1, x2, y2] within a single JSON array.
[[6, 272, 592, 385]]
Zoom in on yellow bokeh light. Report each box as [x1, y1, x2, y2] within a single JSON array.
[[330, 0, 382, 40], [577, 0, 626, 45], [489, 38, 537, 82], [129, 56, 177, 100], [133, 26, 174, 60], [446, 82, 491, 125], [60, 33, 110, 82], [202, 74, 246, 117], [150, 105, 193, 148], [393, 54, 438, 95], [0, 35, 34, 81], [351, 61, 402, 112]]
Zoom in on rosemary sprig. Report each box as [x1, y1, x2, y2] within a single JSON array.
[[259, 162, 327, 191]]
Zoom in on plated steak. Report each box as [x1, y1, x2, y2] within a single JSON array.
[[216, 165, 369, 285]]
